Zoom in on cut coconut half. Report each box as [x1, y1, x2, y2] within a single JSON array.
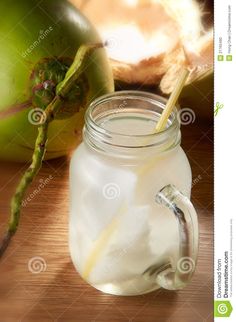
[[160, 30, 213, 94], [71, 0, 213, 88]]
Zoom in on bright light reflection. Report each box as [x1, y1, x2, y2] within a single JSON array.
[[99, 0, 204, 63], [102, 24, 176, 64]]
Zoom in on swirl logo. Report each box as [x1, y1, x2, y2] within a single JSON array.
[[28, 108, 47, 125], [102, 183, 121, 200], [178, 108, 196, 125], [217, 303, 228, 315], [177, 257, 195, 274], [214, 301, 232, 317], [28, 256, 47, 274], [104, 36, 120, 50]]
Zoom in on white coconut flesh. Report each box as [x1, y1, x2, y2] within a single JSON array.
[[72, 0, 213, 87]]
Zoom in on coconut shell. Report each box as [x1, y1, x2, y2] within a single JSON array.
[[179, 69, 213, 120], [71, 0, 204, 84], [71, 0, 213, 119], [160, 31, 213, 119]]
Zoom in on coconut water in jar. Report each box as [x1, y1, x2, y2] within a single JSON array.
[[69, 91, 198, 296]]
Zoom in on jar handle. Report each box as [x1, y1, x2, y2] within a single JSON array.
[[155, 184, 199, 290]]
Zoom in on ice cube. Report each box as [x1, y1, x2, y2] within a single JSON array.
[[71, 149, 138, 241], [88, 206, 156, 284]]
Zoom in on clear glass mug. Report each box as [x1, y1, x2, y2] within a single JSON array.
[[69, 91, 199, 296]]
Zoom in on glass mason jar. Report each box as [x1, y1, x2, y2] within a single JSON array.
[[69, 91, 199, 296]]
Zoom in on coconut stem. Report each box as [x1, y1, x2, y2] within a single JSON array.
[[0, 43, 103, 258]]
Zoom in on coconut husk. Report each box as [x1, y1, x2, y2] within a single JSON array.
[[71, 0, 213, 118]]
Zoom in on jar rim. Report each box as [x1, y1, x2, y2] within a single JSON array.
[[85, 90, 179, 138], [84, 90, 181, 152]]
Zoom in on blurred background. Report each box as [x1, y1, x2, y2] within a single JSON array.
[[71, 0, 213, 119]]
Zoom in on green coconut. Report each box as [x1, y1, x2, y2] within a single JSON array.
[[0, 0, 114, 162], [179, 70, 213, 119]]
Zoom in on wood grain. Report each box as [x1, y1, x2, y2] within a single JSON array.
[[0, 116, 213, 322]]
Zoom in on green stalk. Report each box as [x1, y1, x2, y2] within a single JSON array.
[[0, 43, 103, 258]]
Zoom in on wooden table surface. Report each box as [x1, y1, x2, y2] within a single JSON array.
[[0, 115, 213, 322]]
